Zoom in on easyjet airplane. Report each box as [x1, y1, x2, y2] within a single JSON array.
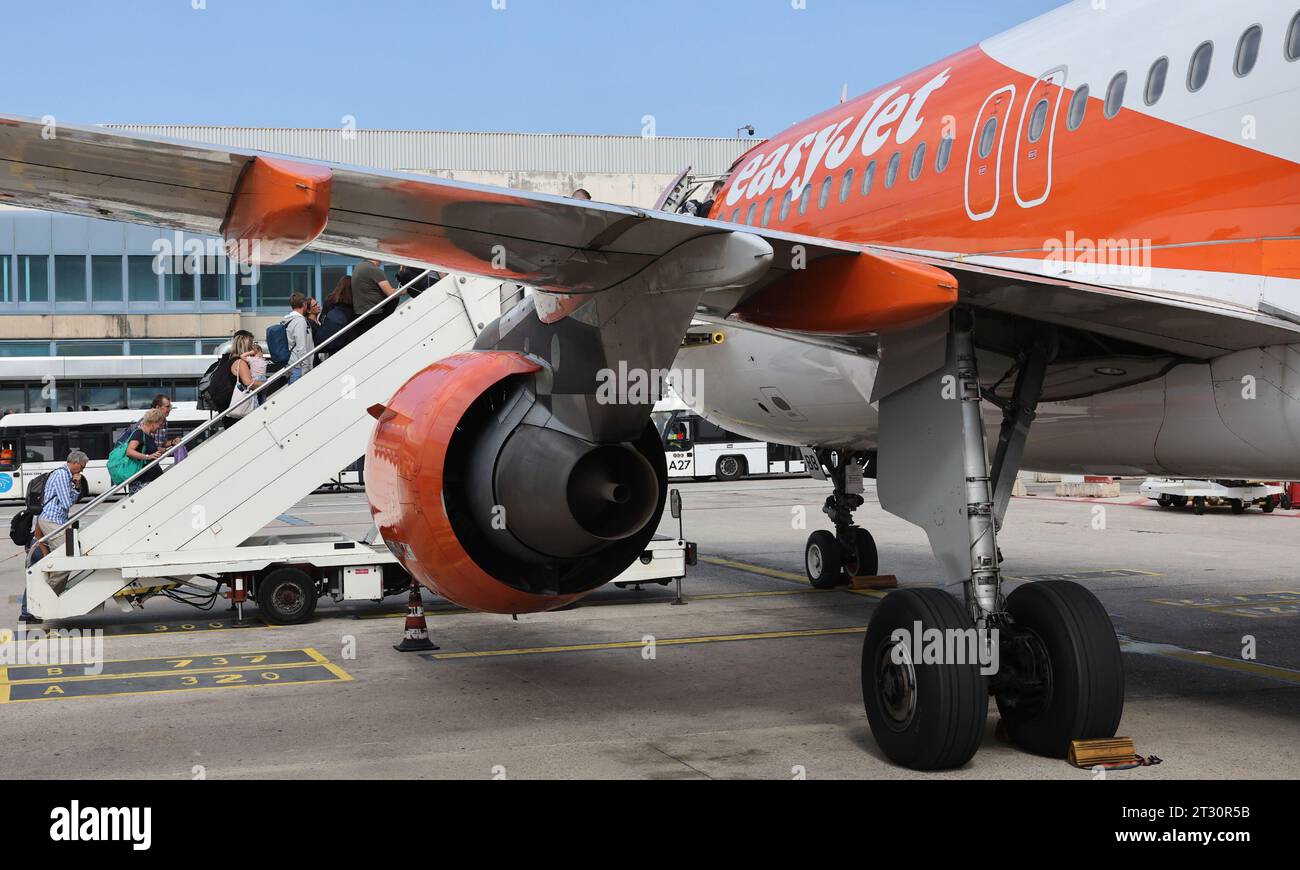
[[2, 0, 1297, 771]]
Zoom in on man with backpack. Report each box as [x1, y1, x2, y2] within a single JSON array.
[[15, 450, 88, 623], [267, 293, 320, 385]]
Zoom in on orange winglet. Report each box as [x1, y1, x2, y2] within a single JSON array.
[[221, 156, 333, 266], [734, 252, 958, 334]]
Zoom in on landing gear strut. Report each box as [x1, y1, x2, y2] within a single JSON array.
[[866, 309, 1125, 769], [804, 450, 878, 589]]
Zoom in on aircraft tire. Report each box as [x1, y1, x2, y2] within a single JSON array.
[[862, 588, 987, 770], [805, 530, 842, 589], [996, 581, 1124, 758]]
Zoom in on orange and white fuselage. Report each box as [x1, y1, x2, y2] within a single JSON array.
[[685, 0, 1300, 478]]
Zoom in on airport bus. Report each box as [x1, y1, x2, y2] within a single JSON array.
[[0, 406, 215, 500], [653, 403, 807, 482]]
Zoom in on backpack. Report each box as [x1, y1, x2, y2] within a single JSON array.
[[9, 510, 34, 547], [198, 354, 236, 412], [10, 471, 53, 548], [107, 436, 147, 486], [266, 321, 291, 367]]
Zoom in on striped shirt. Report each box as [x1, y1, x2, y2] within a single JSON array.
[[38, 467, 78, 525]]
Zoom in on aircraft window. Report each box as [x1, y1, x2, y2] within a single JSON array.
[[1235, 25, 1263, 76], [935, 136, 954, 172], [1104, 71, 1127, 118], [909, 142, 927, 181], [1067, 84, 1090, 130], [798, 182, 812, 216], [1145, 57, 1169, 105], [778, 190, 793, 222], [1028, 98, 1051, 142], [840, 168, 854, 203], [1289, 11, 1300, 61], [885, 151, 901, 188], [861, 160, 877, 195], [1188, 41, 1213, 92], [760, 196, 774, 227], [818, 175, 833, 209], [745, 202, 757, 225], [978, 117, 998, 159], [731, 208, 740, 223]]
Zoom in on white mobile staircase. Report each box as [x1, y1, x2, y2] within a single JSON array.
[[27, 274, 515, 620]]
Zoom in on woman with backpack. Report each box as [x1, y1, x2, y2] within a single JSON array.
[[122, 409, 167, 494], [226, 333, 261, 422]]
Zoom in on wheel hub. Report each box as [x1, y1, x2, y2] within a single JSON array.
[[807, 544, 825, 578], [994, 626, 1053, 720], [875, 641, 917, 732]]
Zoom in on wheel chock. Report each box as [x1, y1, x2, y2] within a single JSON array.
[[850, 574, 899, 591], [1068, 737, 1161, 770]]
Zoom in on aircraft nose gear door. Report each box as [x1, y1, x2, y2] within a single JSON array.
[[863, 309, 1125, 770]]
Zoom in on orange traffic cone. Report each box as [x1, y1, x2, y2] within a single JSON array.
[[393, 584, 439, 652]]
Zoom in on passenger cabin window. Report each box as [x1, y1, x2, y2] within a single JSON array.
[[1145, 57, 1169, 106], [731, 208, 740, 223], [840, 168, 854, 203], [778, 190, 793, 222], [760, 197, 774, 227], [1104, 71, 1127, 119], [861, 160, 877, 195], [978, 117, 998, 158], [909, 142, 927, 181], [885, 151, 901, 188], [1188, 41, 1214, 91], [1289, 11, 1300, 61], [1235, 25, 1263, 76], [1067, 84, 1090, 130], [1028, 99, 1050, 142], [936, 136, 954, 172], [818, 175, 833, 209], [745, 203, 757, 225], [798, 183, 812, 216]]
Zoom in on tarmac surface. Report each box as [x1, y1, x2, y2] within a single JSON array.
[[1, 477, 1296, 780]]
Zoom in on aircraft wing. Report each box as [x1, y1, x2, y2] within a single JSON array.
[[2, 114, 1297, 359]]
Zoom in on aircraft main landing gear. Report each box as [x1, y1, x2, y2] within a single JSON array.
[[868, 310, 1125, 769], [804, 450, 878, 589]]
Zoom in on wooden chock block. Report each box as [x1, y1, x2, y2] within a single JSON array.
[[850, 575, 899, 591]]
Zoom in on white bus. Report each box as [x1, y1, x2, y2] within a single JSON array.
[[653, 404, 807, 482], [0, 406, 215, 501]]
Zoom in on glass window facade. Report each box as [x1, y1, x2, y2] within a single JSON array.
[[17, 255, 48, 303], [128, 255, 160, 303], [0, 255, 10, 303], [91, 256, 124, 303], [54, 255, 87, 303]]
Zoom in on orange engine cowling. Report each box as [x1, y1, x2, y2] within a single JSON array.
[[366, 351, 668, 614]]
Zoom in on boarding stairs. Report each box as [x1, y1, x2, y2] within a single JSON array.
[[26, 274, 519, 620]]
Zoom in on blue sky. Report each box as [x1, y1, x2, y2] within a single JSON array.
[[3, 0, 1067, 137]]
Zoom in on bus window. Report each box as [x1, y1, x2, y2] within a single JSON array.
[[664, 419, 692, 449], [21, 428, 60, 464], [0, 441, 15, 470], [66, 428, 112, 461]]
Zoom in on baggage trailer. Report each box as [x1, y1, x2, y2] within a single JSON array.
[[1140, 478, 1284, 515]]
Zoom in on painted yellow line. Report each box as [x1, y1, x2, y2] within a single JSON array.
[[1162, 650, 1300, 684], [430, 626, 867, 660], [0, 648, 330, 686], [319, 661, 355, 682], [3, 670, 348, 704], [700, 555, 807, 584], [0, 678, 8, 705], [702, 555, 890, 599], [1, 659, 330, 687]]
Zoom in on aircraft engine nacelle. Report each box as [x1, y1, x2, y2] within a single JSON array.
[[366, 351, 667, 614]]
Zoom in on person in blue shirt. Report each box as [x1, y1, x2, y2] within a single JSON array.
[[19, 450, 88, 624]]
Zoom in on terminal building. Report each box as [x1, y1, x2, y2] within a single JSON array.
[[0, 126, 755, 415]]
